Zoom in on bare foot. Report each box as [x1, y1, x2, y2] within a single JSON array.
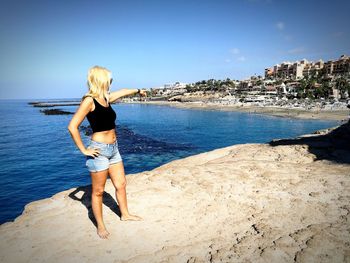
[[121, 214, 143, 221], [97, 227, 110, 239]]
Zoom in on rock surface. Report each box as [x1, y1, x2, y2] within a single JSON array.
[[39, 109, 74, 115], [0, 121, 349, 263]]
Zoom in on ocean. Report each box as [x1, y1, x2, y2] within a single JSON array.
[[0, 99, 341, 224]]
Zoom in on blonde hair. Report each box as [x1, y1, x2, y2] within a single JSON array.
[[81, 66, 112, 104]]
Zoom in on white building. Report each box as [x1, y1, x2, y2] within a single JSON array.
[[151, 82, 188, 97]]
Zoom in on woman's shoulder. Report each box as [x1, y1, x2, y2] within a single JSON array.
[[81, 95, 96, 103], [81, 95, 95, 112]]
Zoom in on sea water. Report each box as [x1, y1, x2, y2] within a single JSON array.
[[0, 99, 341, 224]]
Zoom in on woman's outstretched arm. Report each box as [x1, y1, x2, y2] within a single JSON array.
[[109, 89, 147, 103], [109, 89, 139, 103]]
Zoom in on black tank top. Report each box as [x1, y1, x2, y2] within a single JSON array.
[[86, 97, 116, 133]]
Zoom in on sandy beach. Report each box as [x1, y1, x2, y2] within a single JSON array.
[[129, 101, 350, 121], [0, 119, 349, 262]]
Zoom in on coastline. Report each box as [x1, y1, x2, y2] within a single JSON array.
[[0, 120, 349, 262], [25, 99, 350, 121], [125, 100, 350, 121]]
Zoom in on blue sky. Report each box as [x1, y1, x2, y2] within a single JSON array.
[[0, 0, 349, 99]]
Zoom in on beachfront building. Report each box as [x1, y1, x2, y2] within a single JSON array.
[[237, 79, 257, 93], [150, 86, 165, 96], [302, 60, 324, 78], [265, 68, 274, 79], [285, 82, 299, 96], [279, 82, 287, 94], [264, 85, 278, 95], [324, 55, 350, 76], [164, 82, 187, 95], [331, 88, 341, 100], [265, 55, 350, 80], [151, 82, 187, 97], [164, 82, 187, 90], [265, 59, 310, 80]]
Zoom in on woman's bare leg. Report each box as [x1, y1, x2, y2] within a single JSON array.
[[109, 161, 142, 221], [90, 169, 110, 238]]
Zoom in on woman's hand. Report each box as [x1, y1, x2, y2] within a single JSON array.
[[82, 147, 100, 157], [139, 89, 147, 97]]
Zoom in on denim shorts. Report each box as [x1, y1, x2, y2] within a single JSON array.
[[85, 139, 123, 172]]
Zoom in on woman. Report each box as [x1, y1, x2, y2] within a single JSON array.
[[68, 66, 147, 239]]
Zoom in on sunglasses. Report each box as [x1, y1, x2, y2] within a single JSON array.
[[110, 78, 113, 85]]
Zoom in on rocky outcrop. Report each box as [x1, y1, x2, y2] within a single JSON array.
[[168, 92, 223, 102], [0, 121, 349, 263], [29, 101, 80, 107], [40, 109, 74, 115]]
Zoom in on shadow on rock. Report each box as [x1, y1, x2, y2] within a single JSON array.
[[68, 185, 121, 227], [269, 119, 350, 164]]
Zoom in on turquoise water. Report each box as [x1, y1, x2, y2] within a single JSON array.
[[0, 99, 341, 224]]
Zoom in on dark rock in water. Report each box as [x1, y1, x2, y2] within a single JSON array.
[[115, 124, 195, 154], [79, 125, 93, 136], [40, 109, 74, 115], [80, 124, 195, 154], [29, 101, 80, 107], [28, 101, 41, 105], [34, 105, 56, 108], [33, 103, 80, 107]]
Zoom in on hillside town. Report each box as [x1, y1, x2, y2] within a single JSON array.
[[122, 55, 350, 111]]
